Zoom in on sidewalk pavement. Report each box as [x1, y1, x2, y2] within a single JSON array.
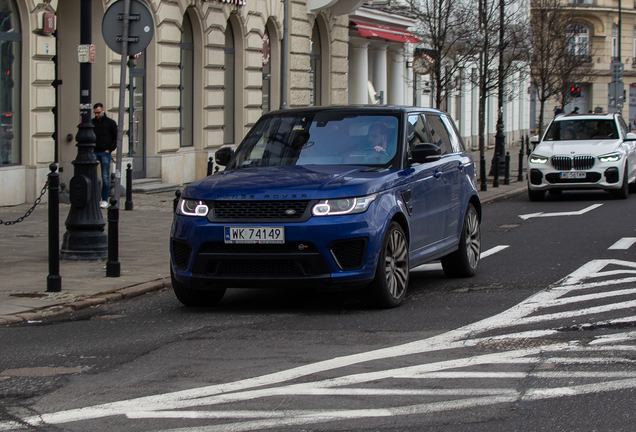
[[0, 140, 529, 325]]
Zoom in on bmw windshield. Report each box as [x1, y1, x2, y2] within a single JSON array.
[[226, 112, 401, 170], [544, 119, 618, 141]]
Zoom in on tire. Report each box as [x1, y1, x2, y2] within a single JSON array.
[[366, 221, 409, 308], [612, 164, 629, 200], [441, 203, 481, 278], [170, 268, 226, 307], [528, 189, 545, 201]]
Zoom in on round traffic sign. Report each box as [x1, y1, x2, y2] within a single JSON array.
[[102, 0, 155, 55]]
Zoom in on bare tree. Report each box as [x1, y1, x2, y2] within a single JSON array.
[[530, 0, 596, 135], [471, 0, 530, 165], [404, 0, 479, 110]]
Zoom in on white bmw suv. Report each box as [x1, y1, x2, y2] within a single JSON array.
[[528, 113, 636, 201]]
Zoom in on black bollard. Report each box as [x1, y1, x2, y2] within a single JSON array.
[[493, 154, 500, 187], [525, 135, 531, 156], [125, 163, 133, 211], [207, 157, 214, 176], [47, 164, 62, 292], [504, 152, 510, 185], [518, 147, 524, 181], [106, 197, 121, 277], [480, 155, 487, 192], [174, 189, 182, 213]]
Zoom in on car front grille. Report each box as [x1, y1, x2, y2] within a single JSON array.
[[211, 200, 312, 221], [545, 172, 602, 183], [192, 241, 330, 279], [551, 156, 595, 171]]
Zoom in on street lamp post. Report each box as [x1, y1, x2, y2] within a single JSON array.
[[60, 0, 108, 260], [490, 0, 506, 179]]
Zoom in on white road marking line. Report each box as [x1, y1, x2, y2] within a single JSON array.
[[480, 245, 509, 259], [522, 378, 636, 401], [608, 237, 636, 250], [519, 203, 603, 220], [412, 245, 509, 272], [156, 396, 520, 432], [589, 331, 636, 345], [510, 299, 636, 326], [152, 380, 636, 432], [543, 287, 636, 307]]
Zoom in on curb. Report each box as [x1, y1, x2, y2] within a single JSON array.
[[0, 278, 171, 326]]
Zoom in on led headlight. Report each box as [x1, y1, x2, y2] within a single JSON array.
[[529, 154, 549, 164], [312, 193, 377, 216], [598, 152, 621, 163], [177, 198, 209, 217]]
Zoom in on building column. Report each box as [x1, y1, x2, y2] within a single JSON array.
[[372, 43, 388, 104], [350, 39, 369, 105], [388, 45, 404, 105]]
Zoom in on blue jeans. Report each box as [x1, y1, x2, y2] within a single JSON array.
[[95, 151, 112, 202]]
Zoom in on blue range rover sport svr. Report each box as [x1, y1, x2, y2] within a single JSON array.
[[170, 106, 481, 308]]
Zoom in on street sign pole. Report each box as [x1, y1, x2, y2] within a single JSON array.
[[609, 61, 625, 113], [102, 0, 155, 203], [113, 0, 131, 208]]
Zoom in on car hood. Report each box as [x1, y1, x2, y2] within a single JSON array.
[[536, 139, 622, 156], [181, 165, 403, 200]]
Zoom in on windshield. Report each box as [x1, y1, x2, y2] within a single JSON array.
[[226, 112, 400, 169], [544, 119, 618, 141]]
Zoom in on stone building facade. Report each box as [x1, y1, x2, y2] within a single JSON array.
[[1, 0, 533, 207]]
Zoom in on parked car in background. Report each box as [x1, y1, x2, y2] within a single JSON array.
[[528, 113, 636, 201], [170, 106, 481, 308]]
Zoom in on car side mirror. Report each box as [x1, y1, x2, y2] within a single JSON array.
[[625, 132, 636, 141], [410, 143, 442, 163], [530, 135, 540, 144], [215, 146, 234, 166]]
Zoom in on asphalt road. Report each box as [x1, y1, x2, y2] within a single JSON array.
[[1, 189, 636, 431]]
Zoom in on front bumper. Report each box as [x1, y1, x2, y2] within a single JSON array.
[[170, 210, 389, 290], [527, 161, 624, 191]]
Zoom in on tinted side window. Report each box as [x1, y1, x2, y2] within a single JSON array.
[[441, 115, 465, 152], [407, 114, 428, 152], [618, 116, 629, 136], [425, 114, 453, 155]]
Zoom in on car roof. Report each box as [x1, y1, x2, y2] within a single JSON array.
[[262, 105, 449, 117], [554, 113, 618, 121]]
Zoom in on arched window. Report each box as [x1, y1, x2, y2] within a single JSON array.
[[567, 24, 589, 57], [180, 12, 194, 148], [310, 25, 321, 106], [0, 0, 21, 166], [224, 22, 235, 144]]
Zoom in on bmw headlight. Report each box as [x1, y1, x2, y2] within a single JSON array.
[[312, 194, 378, 216], [529, 154, 549, 164], [598, 152, 621, 163], [177, 198, 209, 217]]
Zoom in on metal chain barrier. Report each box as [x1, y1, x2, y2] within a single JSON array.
[[0, 181, 49, 226]]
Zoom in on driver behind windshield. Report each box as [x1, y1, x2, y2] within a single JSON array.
[[367, 122, 388, 153]]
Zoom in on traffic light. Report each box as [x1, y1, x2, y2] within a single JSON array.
[[570, 86, 581, 98]]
